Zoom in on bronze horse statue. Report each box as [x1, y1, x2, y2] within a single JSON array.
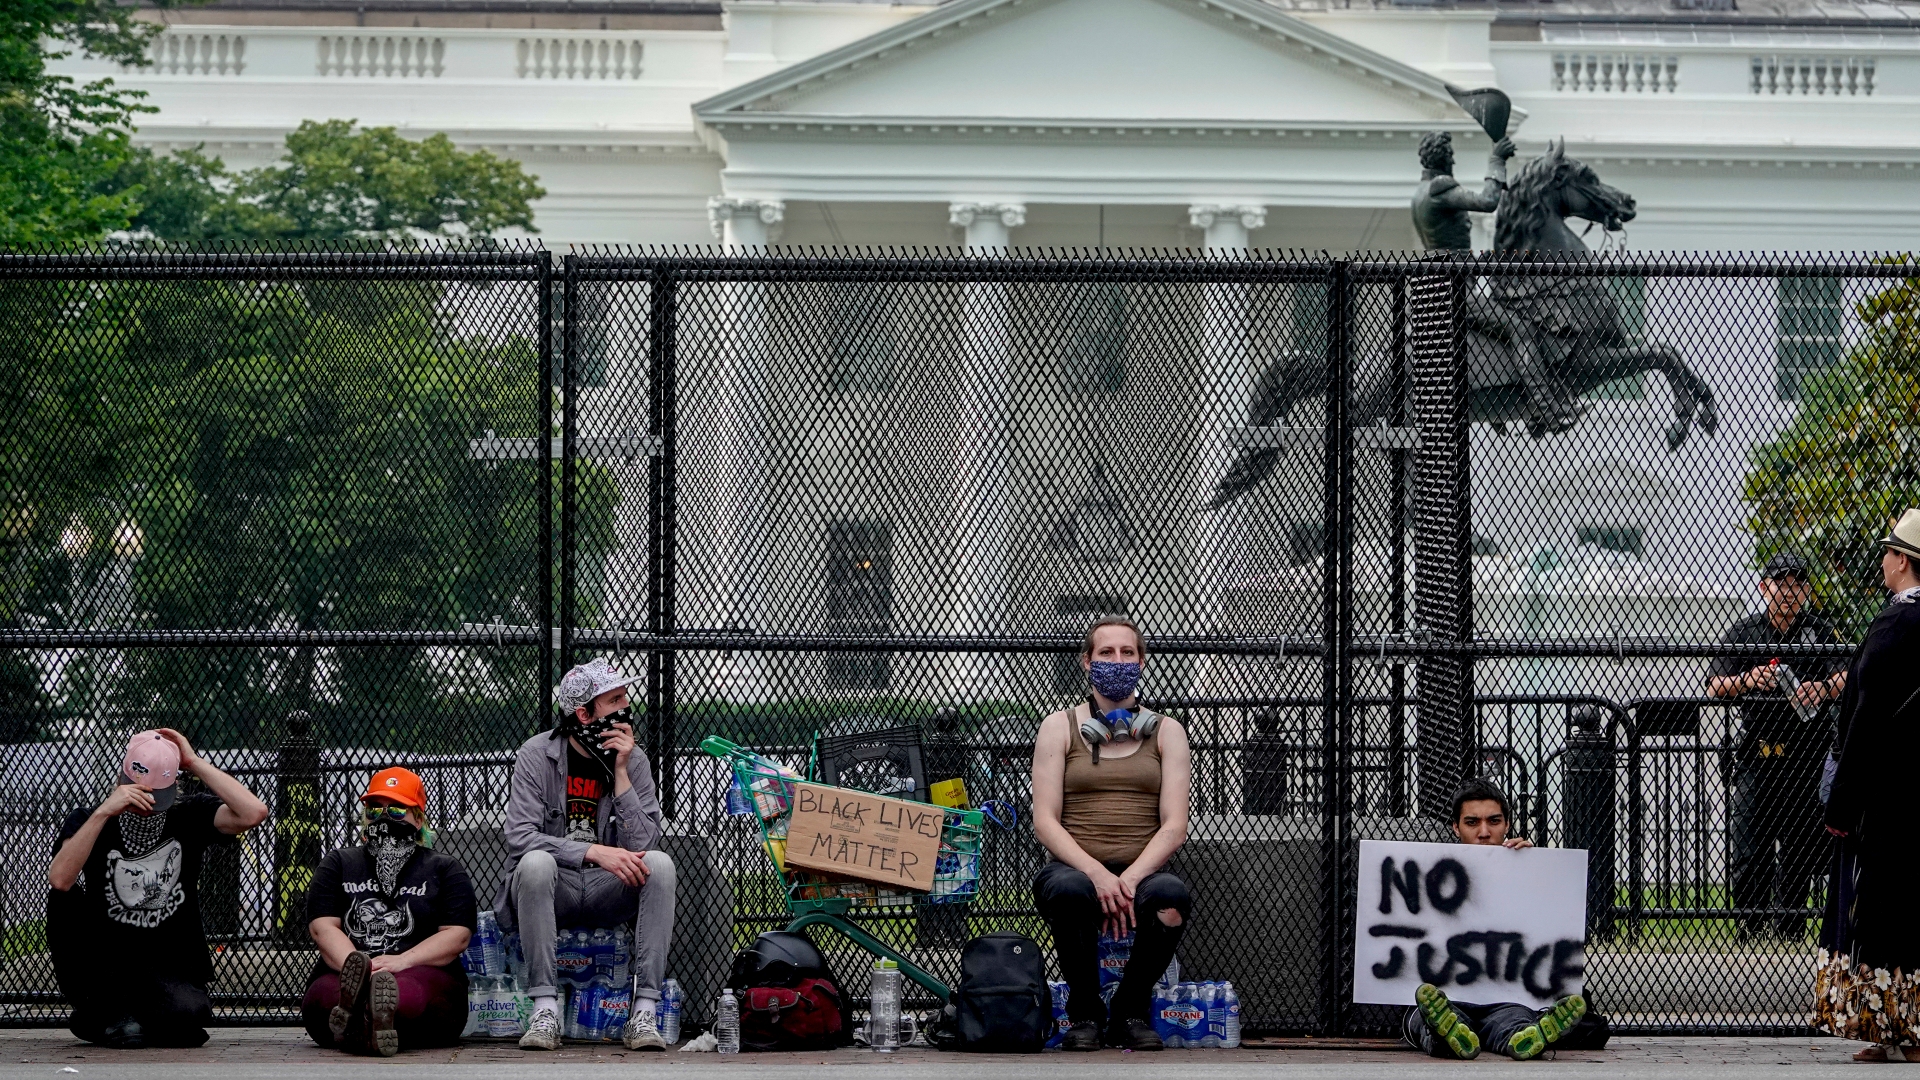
[[1208, 141, 1719, 510]]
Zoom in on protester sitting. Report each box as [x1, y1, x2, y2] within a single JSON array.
[[1401, 778, 1591, 1061], [1031, 616, 1194, 1052], [47, 729, 270, 1049], [303, 767, 477, 1057], [497, 658, 675, 1051]]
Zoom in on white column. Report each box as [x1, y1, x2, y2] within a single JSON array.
[[705, 196, 783, 699], [1187, 204, 1266, 698], [945, 202, 1025, 690]]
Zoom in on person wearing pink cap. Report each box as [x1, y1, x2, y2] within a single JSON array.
[[47, 729, 269, 1048]]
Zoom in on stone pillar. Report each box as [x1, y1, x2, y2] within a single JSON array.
[[704, 196, 782, 699], [1188, 204, 1265, 698], [945, 202, 1025, 692]]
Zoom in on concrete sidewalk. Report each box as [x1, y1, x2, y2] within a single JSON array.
[[0, 1029, 1870, 1079]]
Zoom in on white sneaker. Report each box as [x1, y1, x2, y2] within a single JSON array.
[[623, 1008, 667, 1051], [519, 1006, 562, 1051]]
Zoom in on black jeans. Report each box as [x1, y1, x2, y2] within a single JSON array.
[[1401, 1000, 1541, 1058], [1032, 860, 1191, 1029], [1729, 766, 1825, 937], [48, 888, 212, 1048]]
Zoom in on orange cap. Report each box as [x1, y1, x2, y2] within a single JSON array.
[[361, 767, 427, 810]]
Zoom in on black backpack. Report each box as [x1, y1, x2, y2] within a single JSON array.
[[949, 932, 1049, 1053]]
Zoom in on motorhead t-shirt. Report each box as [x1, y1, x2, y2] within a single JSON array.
[[565, 741, 609, 844], [305, 844, 478, 965], [55, 791, 234, 986]]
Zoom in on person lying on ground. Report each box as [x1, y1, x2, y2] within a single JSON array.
[[47, 729, 269, 1049], [304, 767, 477, 1057], [1401, 777, 1594, 1061], [1031, 616, 1194, 1052]]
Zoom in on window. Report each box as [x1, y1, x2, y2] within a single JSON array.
[[1064, 283, 1128, 395], [825, 283, 897, 394], [1576, 525, 1644, 558], [824, 521, 893, 690], [1586, 276, 1647, 400], [1776, 276, 1845, 402], [1053, 594, 1125, 694]]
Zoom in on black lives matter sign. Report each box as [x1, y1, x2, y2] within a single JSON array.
[[784, 782, 945, 891], [1352, 839, 1588, 1008]]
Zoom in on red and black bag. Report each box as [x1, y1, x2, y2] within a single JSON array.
[[738, 977, 844, 1051]]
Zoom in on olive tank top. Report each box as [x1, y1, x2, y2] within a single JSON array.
[[1058, 703, 1163, 866]]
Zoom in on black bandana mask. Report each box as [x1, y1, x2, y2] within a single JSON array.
[[362, 817, 420, 895], [557, 707, 631, 772]]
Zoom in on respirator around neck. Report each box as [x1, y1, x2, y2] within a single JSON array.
[[1078, 697, 1161, 765]]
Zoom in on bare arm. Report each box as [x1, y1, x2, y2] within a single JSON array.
[[309, 916, 358, 972], [50, 786, 152, 890], [372, 925, 471, 973], [156, 729, 269, 835], [1030, 713, 1109, 878], [1121, 718, 1191, 888]]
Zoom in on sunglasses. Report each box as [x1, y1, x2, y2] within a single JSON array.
[[1767, 572, 1810, 585], [362, 805, 412, 822]]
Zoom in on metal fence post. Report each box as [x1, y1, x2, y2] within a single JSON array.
[[272, 709, 321, 946], [1319, 258, 1355, 1035], [561, 253, 579, 672], [647, 264, 681, 816], [1387, 273, 1410, 818], [1408, 259, 1475, 818], [538, 251, 557, 721]]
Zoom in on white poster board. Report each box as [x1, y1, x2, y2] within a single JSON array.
[[1352, 840, 1588, 1009]]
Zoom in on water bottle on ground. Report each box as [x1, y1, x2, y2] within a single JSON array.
[[1150, 980, 1173, 1046], [1220, 982, 1241, 1049], [716, 989, 741, 1055], [463, 974, 489, 1037], [869, 958, 903, 1052], [660, 978, 684, 1044], [1178, 982, 1204, 1047], [1199, 982, 1222, 1048]]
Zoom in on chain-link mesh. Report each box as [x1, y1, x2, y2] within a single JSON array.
[[1, 245, 1908, 1037]]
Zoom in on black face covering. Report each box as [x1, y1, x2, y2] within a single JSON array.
[[363, 817, 421, 895], [560, 706, 632, 772]]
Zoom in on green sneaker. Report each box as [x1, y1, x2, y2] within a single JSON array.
[[1538, 994, 1588, 1044], [1507, 995, 1586, 1060], [1415, 983, 1481, 1060]]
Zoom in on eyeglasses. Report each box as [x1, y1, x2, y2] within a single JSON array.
[[362, 805, 412, 822], [1768, 573, 1811, 585]]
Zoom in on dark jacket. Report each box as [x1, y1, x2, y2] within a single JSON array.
[[1824, 598, 1920, 837], [491, 728, 664, 930]]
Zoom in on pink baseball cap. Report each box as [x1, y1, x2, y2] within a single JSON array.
[[119, 731, 182, 812]]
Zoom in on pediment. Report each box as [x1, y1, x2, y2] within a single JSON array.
[[697, 0, 1472, 133]]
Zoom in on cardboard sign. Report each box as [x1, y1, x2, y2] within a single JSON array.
[[783, 782, 945, 891], [1352, 839, 1588, 1009]]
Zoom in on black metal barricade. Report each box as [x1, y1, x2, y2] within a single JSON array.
[[0, 244, 1908, 1037]]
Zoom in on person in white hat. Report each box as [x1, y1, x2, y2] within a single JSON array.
[[490, 658, 676, 1052], [1816, 508, 1920, 1061], [45, 729, 269, 1049]]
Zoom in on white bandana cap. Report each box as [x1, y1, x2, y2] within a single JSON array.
[[555, 657, 640, 716]]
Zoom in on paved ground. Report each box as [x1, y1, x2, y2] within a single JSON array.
[[0, 1029, 1878, 1079]]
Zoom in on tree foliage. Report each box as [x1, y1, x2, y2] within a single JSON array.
[[1745, 266, 1920, 634]]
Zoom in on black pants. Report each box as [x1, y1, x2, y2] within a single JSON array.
[[1401, 1000, 1541, 1059], [1729, 767, 1825, 937], [47, 889, 212, 1048], [1032, 860, 1190, 1028]]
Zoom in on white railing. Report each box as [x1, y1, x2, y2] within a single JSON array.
[[315, 35, 445, 78], [1751, 55, 1875, 96], [145, 32, 246, 76], [1552, 53, 1680, 93], [516, 37, 644, 80]]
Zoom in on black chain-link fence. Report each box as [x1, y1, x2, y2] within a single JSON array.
[[2, 245, 1910, 1037]]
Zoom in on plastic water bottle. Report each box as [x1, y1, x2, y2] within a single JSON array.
[[609, 926, 632, 987], [869, 958, 903, 1052], [1150, 980, 1173, 1047], [716, 989, 741, 1055], [504, 932, 526, 987], [569, 982, 603, 1041], [660, 979, 684, 1044], [1220, 982, 1241, 1049], [1199, 982, 1222, 1048], [463, 974, 489, 1037], [1178, 982, 1204, 1047], [1046, 980, 1070, 1049], [589, 928, 616, 983], [1096, 927, 1133, 1007], [477, 910, 505, 976], [597, 980, 631, 1042], [725, 774, 754, 816]]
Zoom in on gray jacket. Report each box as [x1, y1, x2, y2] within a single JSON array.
[[492, 728, 664, 927]]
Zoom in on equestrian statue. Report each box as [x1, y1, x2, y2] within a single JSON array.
[[1207, 87, 1718, 510]]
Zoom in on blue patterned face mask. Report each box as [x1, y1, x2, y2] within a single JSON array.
[[1088, 660, 1142, 702]]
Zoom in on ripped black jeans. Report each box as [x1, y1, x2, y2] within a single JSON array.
[[1033, 860, 1191, 1028]]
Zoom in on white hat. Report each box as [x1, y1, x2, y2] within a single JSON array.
[[1880, 508, 1920, 562], [555, 658, 640, 716]]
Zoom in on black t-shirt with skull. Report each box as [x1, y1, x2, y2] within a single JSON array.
[[55, 791, 234, 987], [304, 844, 477, 973]]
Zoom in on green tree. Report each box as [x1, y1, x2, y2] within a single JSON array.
[[0, 0, 176, 242], [1745, 266, 1920, 634], [123, 120, 544, 241]]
